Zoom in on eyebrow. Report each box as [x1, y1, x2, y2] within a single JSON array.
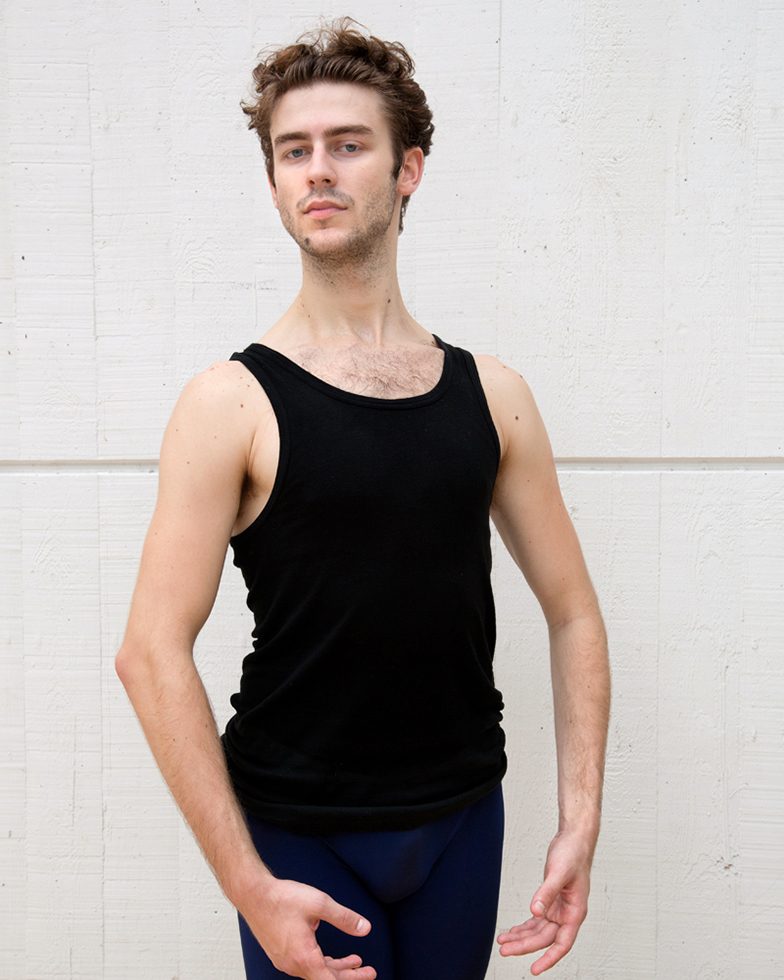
[[272, 124, 376, 149]]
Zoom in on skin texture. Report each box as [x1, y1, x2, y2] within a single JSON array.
[[116, 77, 609, 979], [273, 136, 398, 270], [265, 81, 421, 302]]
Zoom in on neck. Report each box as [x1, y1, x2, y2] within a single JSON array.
[[280, 245, 424, 349]]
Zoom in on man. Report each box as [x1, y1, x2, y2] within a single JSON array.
[[115, 17, 610, 980]]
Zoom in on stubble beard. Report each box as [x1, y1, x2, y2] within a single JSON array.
[[278, 177, 399, 275]]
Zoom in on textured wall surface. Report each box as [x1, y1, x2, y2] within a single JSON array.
[[2, 0, 783, 977]]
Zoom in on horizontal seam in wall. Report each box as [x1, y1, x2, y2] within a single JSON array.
[[0, 457, 782, 474]]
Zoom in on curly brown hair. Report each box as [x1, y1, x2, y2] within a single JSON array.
[[239, 16, 435, 234]]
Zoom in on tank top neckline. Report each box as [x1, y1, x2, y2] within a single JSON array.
[[244, 333, 453, 408]]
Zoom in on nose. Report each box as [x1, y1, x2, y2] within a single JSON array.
[[306, 142, 337, 187]]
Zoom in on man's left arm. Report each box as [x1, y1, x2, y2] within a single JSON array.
[[474, 355, 611, 976]]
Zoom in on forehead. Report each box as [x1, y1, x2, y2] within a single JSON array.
[[270, 81, 387, 139]]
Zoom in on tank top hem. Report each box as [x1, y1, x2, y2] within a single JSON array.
[[235, 764, 507, 834]]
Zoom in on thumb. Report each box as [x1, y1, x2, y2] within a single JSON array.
[[320, 896, 372, 938], [531, 872, 563, 918]]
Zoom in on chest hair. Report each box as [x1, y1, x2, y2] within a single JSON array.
[[286, 341, 444, 398]]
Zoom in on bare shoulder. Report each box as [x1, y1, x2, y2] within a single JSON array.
[[169, 358, 262, 428], [178, 357, 257, 406], [472, 352, 533, 395], [470, 352, 545, 462], [158, 358, 264, 475]]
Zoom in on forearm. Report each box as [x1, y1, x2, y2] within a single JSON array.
[[115, 647, 272, 907], [548, 610, 611, 854]]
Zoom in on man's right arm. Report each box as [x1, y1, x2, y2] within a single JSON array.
[[114, 361, 268, 904], [114, 362, 376, 980]]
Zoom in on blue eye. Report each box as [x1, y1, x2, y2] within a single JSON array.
[[283, 142, 361, 160]]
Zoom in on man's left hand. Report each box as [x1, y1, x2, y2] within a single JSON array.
[[496, 829, 593, 975]]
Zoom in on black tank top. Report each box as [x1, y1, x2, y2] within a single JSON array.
[[220, 334, 507, 832]]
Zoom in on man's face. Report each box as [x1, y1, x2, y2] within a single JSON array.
[[267, 81, 409, 263]]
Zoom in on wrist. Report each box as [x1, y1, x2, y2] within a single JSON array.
[[558, 812, 600, 835], [224, 857, 277, 911], [557, 807, 601, 844], [555, 814, 601, 865], [558, 791, 602, 833]]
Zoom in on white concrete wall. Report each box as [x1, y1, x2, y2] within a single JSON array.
[[2, 1, 782, 977]]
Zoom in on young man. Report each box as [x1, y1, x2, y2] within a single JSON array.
[[115, 18, 610, 980]]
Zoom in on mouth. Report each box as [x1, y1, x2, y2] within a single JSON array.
[[306, 206, 345, 219]]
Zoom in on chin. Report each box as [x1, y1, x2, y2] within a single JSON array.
[[300, 230, 353, 251]]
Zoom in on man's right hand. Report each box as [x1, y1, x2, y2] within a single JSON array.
[[239, 877, 377, 979]]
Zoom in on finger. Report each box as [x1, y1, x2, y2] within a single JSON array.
[[324, 953, 377, 977], [299, 954, 335, 980], [324, 955, 362, 967], [319, 896, 372, 938], [497, 921, 559, 957], [332, 967, 376, 980], [298, 931, 375, 979], [303, 959, 374, 980], [497, 916, 552, 943], [497, 914, 545, 935], [530, 874, 564, 918], [529, 924, 580, 975]]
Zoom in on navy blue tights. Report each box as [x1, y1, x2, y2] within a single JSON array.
[[237, 784, 505, 980]]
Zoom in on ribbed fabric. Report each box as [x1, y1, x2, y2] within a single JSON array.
[[220, 334, 507, 832]]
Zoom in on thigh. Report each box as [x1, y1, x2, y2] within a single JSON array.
[[391, 784, 505, 980], [238, 814, 395, 980]]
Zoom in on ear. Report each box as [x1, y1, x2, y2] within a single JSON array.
[[396, 146, 425, 199]]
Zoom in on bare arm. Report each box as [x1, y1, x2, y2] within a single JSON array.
[[474, 355, 610, 975], [115, 362, 267, 904], [115, 363, 375, 979], [549, 612, 609, 845]]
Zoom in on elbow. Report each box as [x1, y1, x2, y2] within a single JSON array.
[[114, 637, 193, 684], [547, 603, 606, 637], [114, 645, 140, 686], [114, 639, 156, 685], [544, 584, 605, 634]]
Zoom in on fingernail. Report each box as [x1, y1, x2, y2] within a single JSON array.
[[534, 900, 546, 913]]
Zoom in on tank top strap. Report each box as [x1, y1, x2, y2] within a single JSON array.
[[449, 345, 502, 467], [231, 344, 302, 412], [229, 345, 292, 476]]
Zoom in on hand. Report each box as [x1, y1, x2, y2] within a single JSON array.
[[238, 876, 376, 979], [496, 829, 592, 975]]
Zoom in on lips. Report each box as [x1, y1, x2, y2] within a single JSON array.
[[305, 201, 346, 217]]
